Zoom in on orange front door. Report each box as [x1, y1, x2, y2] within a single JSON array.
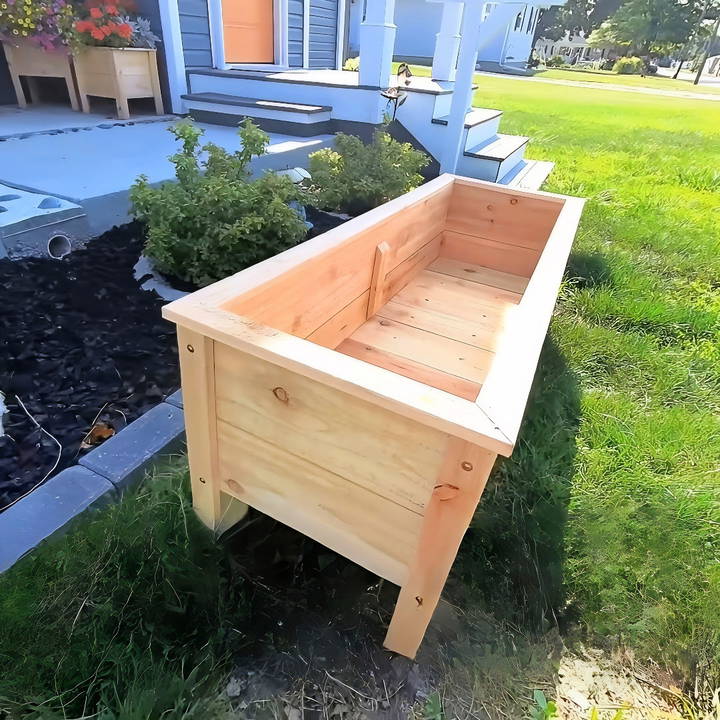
[[222, 0, 274, 64]]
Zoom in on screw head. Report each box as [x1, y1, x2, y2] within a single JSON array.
[[186, 344, 194, 353], [461, 461, 473, 472], [198, 476, 206, 484]]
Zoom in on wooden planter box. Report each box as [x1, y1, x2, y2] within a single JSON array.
[[163, 174, 585, 658], [73, 46, 163, 119], [2, 42, 79, 110]]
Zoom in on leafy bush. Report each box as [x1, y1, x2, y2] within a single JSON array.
[[613, 56, 644, 74], [343, 56, 359, 71], [306, 130, 429, 215], [545, 55, 566, 67], [600, 58, 615, 70], [130, 119, 308, 287]]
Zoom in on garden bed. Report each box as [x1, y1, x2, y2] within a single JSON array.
[[0, 208, 346, 511]]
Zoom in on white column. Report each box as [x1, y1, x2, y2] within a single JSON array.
[[157, 0, 188, 113], [358, 0, 397, 89], [440, 0, 484, 174], [430, 1, 464, 82]]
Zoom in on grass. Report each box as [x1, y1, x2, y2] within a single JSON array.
[[1, 69, 719, 717], [469, 74, 720, 681], [534, 67, 720, 95]]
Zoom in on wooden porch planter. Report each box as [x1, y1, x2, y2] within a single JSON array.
[[163, 174, 585, 658], [2, 42, 79, 110], [73, 46, 163, 119]]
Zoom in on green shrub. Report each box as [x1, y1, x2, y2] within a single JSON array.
[[600, 58, 615, 70], [545, 55, 566, 67], [130, 119, 308, 287], [613, 56, 644, 74], [307, 130, 429, 215], [343, 56, 359, 71]]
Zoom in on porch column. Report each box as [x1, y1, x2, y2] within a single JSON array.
[[440, 0, 484, 173], [358, 0, 397, 89], [430, 0, 464, 82]]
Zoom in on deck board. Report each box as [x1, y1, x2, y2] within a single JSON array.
[[335, 260, 527, 399], [428, 258, 529, 294]]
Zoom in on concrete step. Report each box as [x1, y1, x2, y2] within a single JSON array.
[[457, 133, 530, 183], [432, 107, 503, 148], [500, 159, 555, 190], [182, 92, 333, 136]]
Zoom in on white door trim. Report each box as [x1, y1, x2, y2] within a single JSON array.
[[336, 0, 346, 69], [207, 0, 290, 71], [158, 0, 188, 111]]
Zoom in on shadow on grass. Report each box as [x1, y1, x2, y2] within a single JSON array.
[[457, 335, 582, 631]]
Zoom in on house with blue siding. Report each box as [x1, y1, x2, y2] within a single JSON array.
[[0, 0, 555, 189]]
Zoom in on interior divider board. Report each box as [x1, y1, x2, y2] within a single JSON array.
[[428, 257, 530, 295], [213, 343, 446, 514], [217, 421, 421, 586], [446, 180, 563, 250], [348, 317, 494, 385], [378, 300, 503, 352], [381, 234, 443, 304], [336, 339, 482, 401], [368, 242, 392, 318], [306, 290, 370, 349], [390, 270, 520, 326], [222, 182, 453, 338], [442, 230, 541, 278]]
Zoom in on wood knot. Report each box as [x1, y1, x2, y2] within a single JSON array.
[[272, 386, 289, 403], [461, 461, 473, 472], [434, 483, 459, 501], [415, 596, 423, 606], [226, 478, 244, 495], [510, 197, 519, 205], [379, 319, 391, 326], [186, 344, 194, 353]]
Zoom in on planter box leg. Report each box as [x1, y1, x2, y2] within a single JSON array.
[[177, 327, 248, 532], [384, 438, 496, 658], [4, 45, 27, 108]]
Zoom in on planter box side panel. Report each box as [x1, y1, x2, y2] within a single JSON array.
[[117, 51, 155, 98], [443, 181, 565, 278], [221, 183, 454, 343], [213, 342, 450, 585]]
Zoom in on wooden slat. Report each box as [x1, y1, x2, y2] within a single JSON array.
[[349, 317, 494, 385], [391, 269, 519, 327], [214, 344, 447, 513], [478, 196, 586, 446], [307, 290, 369, 349], [337, 339, 481, 401], [382, 234, 442, 302], [368, 242, 391, 318], [428, 257, 529, 294], [219, 180, 454, 337], [446, 180, 562, 250], [384, 438, 497, 657], [217, 421, 421, 586], [442, 230, 540, 278], [378, 299, 503, 352]]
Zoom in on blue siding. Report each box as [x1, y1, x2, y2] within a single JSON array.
[[179, 0, 213, 68], [289, 0, 304, 67], [309, 0, 338, 68]]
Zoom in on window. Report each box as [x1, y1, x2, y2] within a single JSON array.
[[481, 2, 497, 22], [526, 8, 534, 33], [514, 11, 523, 31]]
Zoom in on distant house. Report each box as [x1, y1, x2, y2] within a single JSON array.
[[534, 30, 614, 64], [349, 0, 566, 72]]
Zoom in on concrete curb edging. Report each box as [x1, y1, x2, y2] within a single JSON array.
[[0, 390, 185, 573]]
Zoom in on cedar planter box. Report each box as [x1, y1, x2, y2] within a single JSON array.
[[163, 174, 585, 658], [2, 42, 79, 110], [73, 46, 163, 119]]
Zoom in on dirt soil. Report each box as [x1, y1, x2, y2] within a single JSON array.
[[221, 512, 692, 720]]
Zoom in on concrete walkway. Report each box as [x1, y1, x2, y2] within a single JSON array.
[[0, 113, 333, 237], [477, 71, 720, 102]]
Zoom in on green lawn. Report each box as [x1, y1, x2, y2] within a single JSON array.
[[0, 72, 718, 719], [535, 66, 720, 94]]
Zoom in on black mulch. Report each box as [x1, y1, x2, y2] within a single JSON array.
[[0, 222, 180, 511], [0, 209, 348, 512]]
